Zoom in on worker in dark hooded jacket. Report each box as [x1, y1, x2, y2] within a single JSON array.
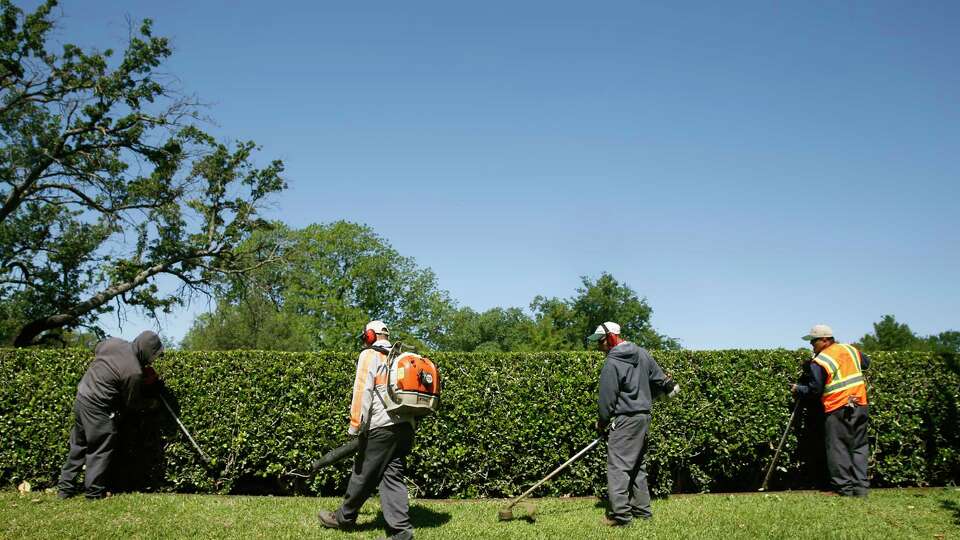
[[589, 322, 679, 526], [57, 331, 164, 499]]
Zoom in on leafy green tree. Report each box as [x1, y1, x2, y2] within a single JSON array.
[[182, 221, 454, 351], [431, 306, 538, 352], [858, 314, 960, 354], [532, 273, 680, 350], [0, 1, 285, 345], [927, 331, 960, 355], [180, 295, 314, 352], [434, 273, 679, 352], [858, 315, 926, 352]]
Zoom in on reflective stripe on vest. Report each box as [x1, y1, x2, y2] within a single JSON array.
[[812, 343, 868, 413]]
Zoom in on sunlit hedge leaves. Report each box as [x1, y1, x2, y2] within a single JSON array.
[[2, 348, 956, 496]]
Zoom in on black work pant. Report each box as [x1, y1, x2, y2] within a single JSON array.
[[606, 414, 652, 523], [57, 398, 118, 498], [336, 422, 415, 537], [825, 404, 869, 496]]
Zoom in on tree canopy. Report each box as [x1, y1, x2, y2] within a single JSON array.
[[857, 314, 959, 354], [0, 0, 285, 345], [182, 224, 680, 353], [182, 221, 454, 351]]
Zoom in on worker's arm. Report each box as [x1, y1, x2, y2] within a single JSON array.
[[597, 359, 619, 427], [348, 350, 375, 436], [123, 370, 145, 410], [648, 353, 679, 398], [793, 362, 825, 398]]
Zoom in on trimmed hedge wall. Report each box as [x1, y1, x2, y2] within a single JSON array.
[[2, 348, 957, 497]]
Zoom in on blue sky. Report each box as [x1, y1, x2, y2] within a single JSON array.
[[40, 1, 960, 349]]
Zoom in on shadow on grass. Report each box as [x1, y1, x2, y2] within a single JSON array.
[[352, 504, 452, 532], [940, 497, 960, 527]]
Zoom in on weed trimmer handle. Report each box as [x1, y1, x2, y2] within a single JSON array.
[[500, 437, 601, 519], [759, 399, 801, 492]]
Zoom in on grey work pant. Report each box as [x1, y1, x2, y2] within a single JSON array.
[[824, 404, 869, 496], [606, 413, 652, 523], [57, 398, 118, 498], [336, 422, 415, 537]]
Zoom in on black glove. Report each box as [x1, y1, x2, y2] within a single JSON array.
[[594, 420, 609, 440], [143, 366, 159, 385]]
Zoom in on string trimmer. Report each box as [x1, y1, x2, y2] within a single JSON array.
[[498, 438, 601, 522]]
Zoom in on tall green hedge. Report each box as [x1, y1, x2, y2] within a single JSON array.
[[1, 348, 957, 497]]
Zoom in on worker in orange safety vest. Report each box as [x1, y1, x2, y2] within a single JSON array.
[[791, 324, 871, 497]]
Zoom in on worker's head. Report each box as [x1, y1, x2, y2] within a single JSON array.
[[587, 321, 623, 352], [361, 320, 390, 346], [802, 324, 835, 354], [132, 330, 164, 366]]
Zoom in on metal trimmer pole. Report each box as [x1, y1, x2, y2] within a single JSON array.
[[159, 393, 211, 465], [759, 400, 800, 491], [499, 438, 601, 519]]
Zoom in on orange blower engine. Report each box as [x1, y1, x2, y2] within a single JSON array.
[[384, 352, 441, 417]]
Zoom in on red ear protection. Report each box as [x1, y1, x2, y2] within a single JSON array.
[[600, 322, 622, 347], [361, 328, 377, 346]]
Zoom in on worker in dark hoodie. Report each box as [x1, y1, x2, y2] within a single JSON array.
[[588, 321, 679, 526], [57, 330, 164, 499]]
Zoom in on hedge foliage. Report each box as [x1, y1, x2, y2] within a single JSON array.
[[2, 348, 957, 497]]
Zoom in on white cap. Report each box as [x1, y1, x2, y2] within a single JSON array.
[[587, 321, 621, 342], [802, 324, 833, 341], [365, 320, 389, 335]]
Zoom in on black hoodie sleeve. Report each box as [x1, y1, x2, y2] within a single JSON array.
[[598, 359, 619, 424], [123, 370, 145, 410], [646, 352, 676, 396]]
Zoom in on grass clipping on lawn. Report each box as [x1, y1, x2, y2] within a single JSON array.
[[2, 488, 958, 539]]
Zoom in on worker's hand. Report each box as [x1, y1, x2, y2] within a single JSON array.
[[143, 366, 159, 385], [594, 420, 609, 440], [789, 384, 798, 396]]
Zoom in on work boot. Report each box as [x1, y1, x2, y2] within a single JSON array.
[[57, 489, 78, 500], [317, 510, 354, 530], [601, 516, 631, 527], [317, 510, 340, 529], [375, 529, 414, 540]]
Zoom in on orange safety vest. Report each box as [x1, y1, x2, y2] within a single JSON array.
[[812, 343, 868, 413]]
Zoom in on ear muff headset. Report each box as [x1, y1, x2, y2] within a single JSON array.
[[600, 322, 612, 342], [599, 322, 622, 347], [361, 328, 377, 346]]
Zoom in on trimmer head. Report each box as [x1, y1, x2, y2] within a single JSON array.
[[497, 503, 537, 522]]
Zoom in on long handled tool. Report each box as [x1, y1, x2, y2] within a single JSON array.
[[759, 400, 800, 492], [498, 438, 601, 521], [159, 393, 210, 465]]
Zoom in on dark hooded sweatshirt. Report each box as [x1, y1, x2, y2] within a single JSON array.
[[76, 331, 163, 411], [598, 342, 676, 424]]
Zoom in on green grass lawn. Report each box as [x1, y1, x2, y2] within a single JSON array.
[[2, 488, 958, 539]]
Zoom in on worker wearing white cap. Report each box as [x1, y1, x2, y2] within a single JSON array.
[[319, 320, 416, 540], [792, 324, 871, 497], [589, 321, 679, 526]]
